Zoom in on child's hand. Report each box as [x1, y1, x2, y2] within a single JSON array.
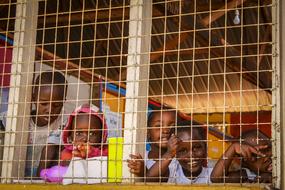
[[258, 172, 272, 183], [127, 153, 144, 177], [166, 134, 180, 157], [232, 143, 266, 161], [72, 143, 91, 158]]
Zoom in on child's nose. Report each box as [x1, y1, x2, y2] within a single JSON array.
[[162, 127, 170, 134], [43, 103, 52, 112], [77, 133, 88, 142]]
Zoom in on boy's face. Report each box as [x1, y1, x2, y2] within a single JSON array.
[[70, 114, 102, 145], [33, 85, 65, 126], [244, 136, 272, 174], [148, 111, 175, 148], [176, 129, 206, 177]]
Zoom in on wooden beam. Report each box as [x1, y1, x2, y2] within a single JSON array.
[[150, 32, 190, 62], [151, 47, 209, 59], [201, 0, 247, 26], [152, 3, 269, 91], [37, 8, 129, 26], [258, 27, 271, 66], [0, 28, 126, 88], [35, 47, 126, 89]]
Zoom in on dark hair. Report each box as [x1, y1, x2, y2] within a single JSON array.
[[241, 129, 269, 140], [33, 71, 68, 96], [35, 70, 67, 86], [177, 120, 206, 140], [147, 107, 177, 127]]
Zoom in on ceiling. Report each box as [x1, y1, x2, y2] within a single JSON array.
[[0, 0, 273, 113]]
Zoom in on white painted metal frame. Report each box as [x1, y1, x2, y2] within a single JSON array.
[[277, 0, 285, 188], [271, 0, 281, 188], [122, 0, 152, 183], [1, 0, 38, 182]]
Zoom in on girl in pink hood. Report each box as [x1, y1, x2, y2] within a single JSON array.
[[40, 104, 108, 183], [61, 104, 108, 159]]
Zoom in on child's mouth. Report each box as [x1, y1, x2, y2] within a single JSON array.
[[188, 160, 199, 168], [161, 137, 168, 141]]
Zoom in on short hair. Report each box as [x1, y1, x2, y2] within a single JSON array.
[[33, 71, 67, 94], [35, 70, 67, 85], [147, 107, 177, 127], [241, 129, 269, 140], [177, 120, 206, 140]]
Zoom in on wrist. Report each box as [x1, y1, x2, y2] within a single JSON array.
[[223, 145, 237, 159], [163, 151, 175, 159]]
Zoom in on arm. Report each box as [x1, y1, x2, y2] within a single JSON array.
[[211, 142, 265, 183], [146, 135, 180, 182], [37, 144, 60, 176]]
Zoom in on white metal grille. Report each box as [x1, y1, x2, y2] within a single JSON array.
[[0, 0, 280, 188]]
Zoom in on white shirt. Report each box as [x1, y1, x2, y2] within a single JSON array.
[[168, 162, 213, 184], [25, 113, 66, 175], [145, 151, 178, 182], [243, 168, 257, 181]]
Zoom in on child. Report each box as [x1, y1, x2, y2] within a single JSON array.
[[127, 108, 180, 182], [25, 71, 67, 177], [211, 129, 272, 183], [168, 120, 213, 184], [40, 104, 108, 184]]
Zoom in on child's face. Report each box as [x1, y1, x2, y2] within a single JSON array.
[[71, 114, 102, 145], [148, 111, 175, 148], [33, 86, 64, 126], [244, 136, 272, 174], [176, 129, 206, 177]]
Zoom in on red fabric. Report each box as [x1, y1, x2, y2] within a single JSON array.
[[0, 45, 12, 87], [61, 104, 108, 158], [230, 111, 271, 138]]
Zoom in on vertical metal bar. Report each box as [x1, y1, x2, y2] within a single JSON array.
[[272, 0, 281, 188], [122, 0, 152, 183], [1, 0, 38, 181]]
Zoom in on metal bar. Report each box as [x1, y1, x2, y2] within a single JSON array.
[[122, 0, 152, 182], [271, 0, 281, 188], [1, 0, 38, 181]]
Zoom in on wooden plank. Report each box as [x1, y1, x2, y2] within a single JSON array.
[[122, 0, 152, 182]]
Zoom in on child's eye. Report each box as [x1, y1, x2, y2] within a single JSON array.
[[89, 132, 96, 136], [40, 102, 49, 106], [75, 131, 82, 136], [153, 124, 161, 128], [178, 148, 188, 155], [182, 149, 188, 154], [193, 144, 203, 150], [53, 102, 63, 108]]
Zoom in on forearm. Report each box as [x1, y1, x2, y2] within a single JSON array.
[[211, 146, 236, 183], [146, 152, 173, 182], [37, 144, 60, 176]]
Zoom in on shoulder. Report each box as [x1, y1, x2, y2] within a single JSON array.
[[197, 167, 213, 183]]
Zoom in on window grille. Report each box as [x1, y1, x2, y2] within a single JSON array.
[[0, 0, 280, 189]]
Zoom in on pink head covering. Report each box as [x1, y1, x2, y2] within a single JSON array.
[[62, 104, 108, 158]]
